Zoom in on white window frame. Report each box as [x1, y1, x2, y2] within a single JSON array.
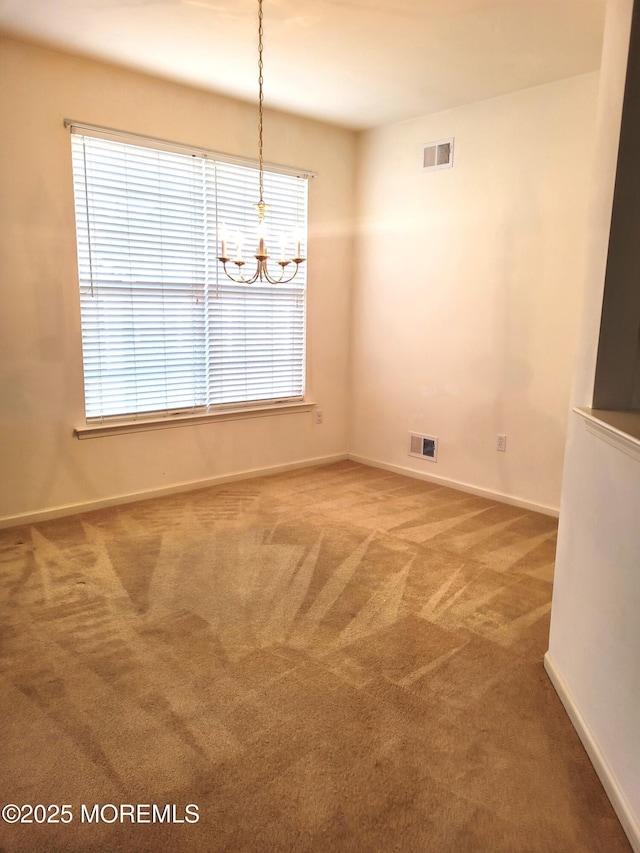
[[67, 121, 313, 438]]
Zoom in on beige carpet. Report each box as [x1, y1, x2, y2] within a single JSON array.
[[0, 461, 631, 852]]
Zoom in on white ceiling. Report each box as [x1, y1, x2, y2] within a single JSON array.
[[0, 0, 607, 129]]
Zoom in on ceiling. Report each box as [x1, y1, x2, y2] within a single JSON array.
[[0, 0, 607, 129]]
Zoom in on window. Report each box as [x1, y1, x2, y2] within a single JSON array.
[[70, 126, 308, 421]]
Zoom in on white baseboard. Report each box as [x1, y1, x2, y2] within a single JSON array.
[[544, 653, 640, 853], [0, 454, 349, 529], [0, 453, 558, 528], [348, 454, 559, 517]]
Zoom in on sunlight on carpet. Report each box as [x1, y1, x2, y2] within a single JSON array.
[[0, 462, 630, 851]]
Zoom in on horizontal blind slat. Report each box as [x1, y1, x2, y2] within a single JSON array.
[[72, 132, 308, 420]]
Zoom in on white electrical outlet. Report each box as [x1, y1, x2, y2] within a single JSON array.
[[315, 409, 323, 425], [496, 434, 507, 452]]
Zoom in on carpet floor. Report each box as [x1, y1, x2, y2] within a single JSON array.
[[0, 461, 631, 852]]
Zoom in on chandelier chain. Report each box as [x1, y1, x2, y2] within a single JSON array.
[[257, 0, 265, 206], [217, 0, 306, 284]]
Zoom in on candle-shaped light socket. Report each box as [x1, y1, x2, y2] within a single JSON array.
[[235, 231, 244, 262], [257, 218, 268, 256], [220, 223, 229, 259], [293, 228, 303, 260]]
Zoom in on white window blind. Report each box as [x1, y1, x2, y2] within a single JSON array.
[[70, 130, 308, 420]]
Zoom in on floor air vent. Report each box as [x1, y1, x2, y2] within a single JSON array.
[[409, 432, 438, 462]]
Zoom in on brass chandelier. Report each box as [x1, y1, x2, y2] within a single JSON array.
[[217, 0, 305, 284]]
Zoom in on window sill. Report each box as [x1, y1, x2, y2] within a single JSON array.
[[574, 407, 640, 462], [74, 401, 316, 440]]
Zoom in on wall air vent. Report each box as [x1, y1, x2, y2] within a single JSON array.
[[422, 138, 454, 171], [409, 432, 438, 462]]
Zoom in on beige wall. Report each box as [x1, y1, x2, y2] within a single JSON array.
[[351, 74, 599, 513], [0, 37, 602, 522], [0, 37, 356, 523], [547, 1, 640, 847]]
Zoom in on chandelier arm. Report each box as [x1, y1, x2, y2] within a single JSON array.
[[261, 261, 305, 285], [219, 260, 261, 285], [219, 255, 306, 285]]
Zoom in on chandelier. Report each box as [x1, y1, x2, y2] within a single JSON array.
[[218, 0, 305, 285]]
